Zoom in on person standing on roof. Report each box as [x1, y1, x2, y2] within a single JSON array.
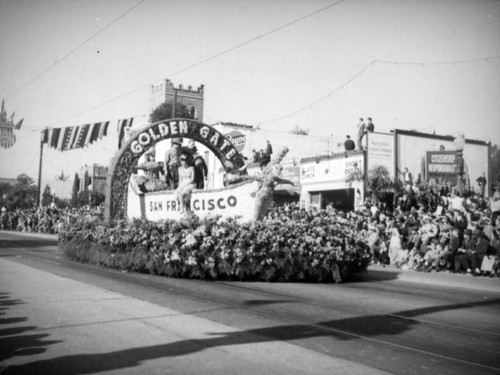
[[357, 118, 366, 150], [366, 117, 375, 132], [344, 135, 355, 151]]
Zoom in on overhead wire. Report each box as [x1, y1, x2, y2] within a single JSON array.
[[42, 0, 347, 128], [375, 56, 500, 66], [254, 16, 500, 127], [6, 1, 500, 134], [257, 55, 500, 126], [259, 63, 373, 124], [5, 0, 148, 100]]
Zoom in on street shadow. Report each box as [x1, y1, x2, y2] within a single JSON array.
[[4, 297, 499, 375], [0, 292, 62, 363], [241, 299, 297, 307], [0, 234, 58, 250], [352, 267, 401, 282]]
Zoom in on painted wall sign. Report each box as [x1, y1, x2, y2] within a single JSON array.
[[426, 150, 458, 183], [128, 180, 260, 222], [225, 130, 246, 152], [300, 155, 364, 184], [367, 132, 394, 178], [395, 130, 489, 196]]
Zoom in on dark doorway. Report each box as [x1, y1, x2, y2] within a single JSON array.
[[317, 189, 354, 212]]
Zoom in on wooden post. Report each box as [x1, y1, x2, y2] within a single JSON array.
[[172, 88, 177, 117], [37, 129, 46, 207]]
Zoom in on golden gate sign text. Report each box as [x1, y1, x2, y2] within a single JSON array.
[[130, 120, 238, 161]]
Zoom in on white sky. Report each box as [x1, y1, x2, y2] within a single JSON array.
[[1, 0, 499, 197]]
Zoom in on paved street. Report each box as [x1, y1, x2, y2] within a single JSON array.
[[1, 230, 500, 375]]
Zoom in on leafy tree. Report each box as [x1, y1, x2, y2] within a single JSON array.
[[491, 144, 500, 191], [346, 169, 365, 188], [55, 196, 70, 209], [0, 182, 13, 209], [366, 165, 394, 201], [71, 173, 80, 207], [76, 191, 105, 208], [149, 102, 194, 123], [16, 173, 35, 186], [83, 170, 91, 192], [11, 173, 38, 209], [41, 184, 53, 207], [290, 125, 309, 135]]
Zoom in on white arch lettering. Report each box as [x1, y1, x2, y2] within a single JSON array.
[[105, 119, 245, 222], [131, 140, 143, 153], [200, 126, 210, 139], [158, 123, 169, 136], [210, 132, 219, 146], [138, 132, 151, 146]]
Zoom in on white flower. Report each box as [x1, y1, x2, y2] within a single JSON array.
[[183, 234, 198, 248], [205, 257, 215, 268]]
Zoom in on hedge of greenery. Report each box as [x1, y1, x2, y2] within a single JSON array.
[[59, 211, 371, 283]]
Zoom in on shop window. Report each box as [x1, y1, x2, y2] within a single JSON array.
[[310, 192, 321, 210]]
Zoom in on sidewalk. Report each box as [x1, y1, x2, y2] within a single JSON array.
[[366, 263, 500, 293], [0, 257, 390, 375], [0, 230, 58, 240]]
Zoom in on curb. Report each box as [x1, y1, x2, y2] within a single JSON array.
[[365, 264, 500, 293], [0, 230, 58, 241]]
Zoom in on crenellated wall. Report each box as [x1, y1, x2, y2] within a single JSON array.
[[149, 79, 204, 121]]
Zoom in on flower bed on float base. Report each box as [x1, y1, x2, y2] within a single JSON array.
[[59, 212, 371, 283]]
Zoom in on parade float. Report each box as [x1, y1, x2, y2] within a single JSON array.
[[105, 119, 290, 223], [60, 119, 371, 283]]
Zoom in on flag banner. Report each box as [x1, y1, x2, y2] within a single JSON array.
[[87, 122, 101, 147], [14, 118, 23, 130], [117, 117, 134, 149], [41, 128, 49, 143], [69, 125, 82, 149], [41, 120, 111, 151], [75, 124, 90, 149], [98, 121, 109, 140], [50, 127, 61, 149], [60, 126, 74, 151]]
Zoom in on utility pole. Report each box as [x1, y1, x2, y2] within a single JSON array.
[[172, 87, 178, 118], [37, 128, 46, 207]]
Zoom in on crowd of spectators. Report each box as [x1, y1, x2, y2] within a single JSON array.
[[264, 182, 500, 277], [0, 206, 103, 234], [354, 183, 500, 277], [252, 140, 273, 168], [2, 180, 499, 277]]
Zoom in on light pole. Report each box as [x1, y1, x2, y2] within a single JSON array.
[[453, 133, 466, 195]]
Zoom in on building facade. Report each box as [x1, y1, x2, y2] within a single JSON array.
[[149, 79, 204, 121], [299, 129, 491, 212], [0, 101, 17, 149], [300, 151, 365, 211], [80, 164, 108, 196], [209, 122, 332, 190]]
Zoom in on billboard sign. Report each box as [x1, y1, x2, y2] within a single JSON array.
[[367, 132, 394, 179], [129, 180, 261, 222], [225, 130, 246, 152], [300, 155, 364, 184], [426, 151, 458, 183]]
